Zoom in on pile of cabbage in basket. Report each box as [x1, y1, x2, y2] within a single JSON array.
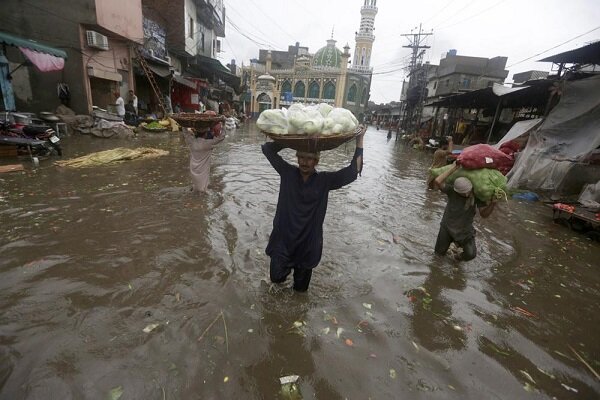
[[257, 103, 358, 135], [430, 164, 508, 203]]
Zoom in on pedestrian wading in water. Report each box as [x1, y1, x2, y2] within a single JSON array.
[[433, 162, 496, 261], [184, 124, 225, 193], [262, 126, 366, 292]]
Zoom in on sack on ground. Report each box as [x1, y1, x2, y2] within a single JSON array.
[[430, 164, 508, 203]]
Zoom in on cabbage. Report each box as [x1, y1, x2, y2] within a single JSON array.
[[257, 109, 289, 134], [258, 104, 358, 136], [318, 103, 334, 117]]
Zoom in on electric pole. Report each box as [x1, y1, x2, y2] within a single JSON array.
[[400, 24, 432, 133]]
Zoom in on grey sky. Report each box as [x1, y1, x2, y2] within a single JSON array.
[[220, 0, 600, 104]]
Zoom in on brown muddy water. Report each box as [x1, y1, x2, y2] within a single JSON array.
[[0, 123, 598, 399]]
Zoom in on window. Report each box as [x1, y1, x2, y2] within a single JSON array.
[[463, 78, 471, 88], [308, 81, 320, 98], [201, 32, 205, 52], [487, 81, 494, 87], [281, 80, 292, 94], [445, 79, 449, 87], [293, 81, 306, 97], [347, 84, 357, 102], [361, 88, 368, 105], [189, 17, 194, 39], [433, 81, 437, 89], [323, 81, 336, 99]]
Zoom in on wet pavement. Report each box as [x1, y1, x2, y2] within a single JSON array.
[[0, 123, 599, 399]]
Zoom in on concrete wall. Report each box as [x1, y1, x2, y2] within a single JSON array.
[[96, 0, 143, 42]]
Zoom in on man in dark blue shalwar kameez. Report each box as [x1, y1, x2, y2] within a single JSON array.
[[261, 128, 366, 292]]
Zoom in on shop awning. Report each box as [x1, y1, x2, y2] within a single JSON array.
[[172, 74, 196, 89], [87, 66, 122, 81], [539, 41, 600, 65], [189, 54, 241, 92], [0, 31, 67, 59], [427, 81, 554, 109], [146, 63, 171, 78]]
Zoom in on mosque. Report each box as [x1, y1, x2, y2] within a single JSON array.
[[242, 0, 378, 121]]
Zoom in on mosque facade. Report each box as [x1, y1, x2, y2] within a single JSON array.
[[242, 0, 378, 122]]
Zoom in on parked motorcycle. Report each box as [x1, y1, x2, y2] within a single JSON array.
[[0, 115, 62, 157]]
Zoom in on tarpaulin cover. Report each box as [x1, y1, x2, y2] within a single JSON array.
[[495, 118, 543, 148], [507, 75, 600, 192], [19, 47, 64, 72]]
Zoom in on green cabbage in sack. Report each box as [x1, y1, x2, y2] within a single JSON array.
[[430, 165, 508, 203]]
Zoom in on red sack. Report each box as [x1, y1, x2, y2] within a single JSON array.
[[499, 140, 521, 156], [457, 144, 514, 175]]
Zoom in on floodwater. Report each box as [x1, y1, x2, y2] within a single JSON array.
[[0, 123, 598, 400]]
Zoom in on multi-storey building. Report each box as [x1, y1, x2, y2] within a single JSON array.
[[0, 0, 236, 115]]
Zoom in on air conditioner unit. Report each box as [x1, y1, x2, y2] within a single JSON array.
[[86, 30, 109, 51]]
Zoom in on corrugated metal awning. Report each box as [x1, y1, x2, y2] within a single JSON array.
[[0, 30, 67, 59], [172, 74, 196, 89]]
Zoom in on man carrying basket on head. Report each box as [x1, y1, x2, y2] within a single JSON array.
[[261, 126, 366, 292]]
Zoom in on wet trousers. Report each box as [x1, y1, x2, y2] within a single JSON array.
[[269, 257, 313, 292], [434, 225, 477, 261]]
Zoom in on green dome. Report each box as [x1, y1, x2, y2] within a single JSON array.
[[313, 39, 342, 68]]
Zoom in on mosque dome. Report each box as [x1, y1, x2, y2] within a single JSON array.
[[313, 39, 343, 68], [257, 73, 276, 81]]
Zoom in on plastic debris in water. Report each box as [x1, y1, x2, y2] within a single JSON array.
[[143, 323, 159, 333], [362, 303, 372, 310], [280, 375, 302, 400]]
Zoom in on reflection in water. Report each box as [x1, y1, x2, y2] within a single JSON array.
[[0, 124, 599, 398]]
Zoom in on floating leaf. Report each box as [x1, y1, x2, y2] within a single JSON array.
[[108, 386, 123, 400], [561, 383, 578, 393], [248, 329, 254, 333], [293, 321, 304, 328], [389, 369, 397, 379], [321, 327, 330, 335], [362, 303, 372, 310], [452, 325, 463, 331], [519, 370, 536, 384], [412, 341, 419, 351], [336, 327, 344, 338], [223, 376, 229, 383], [447, 384, 456, 391], [143, 323, 159, 333]]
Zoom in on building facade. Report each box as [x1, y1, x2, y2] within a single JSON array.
[[1, 0, 236, 115], [243, 0, 378, 121]]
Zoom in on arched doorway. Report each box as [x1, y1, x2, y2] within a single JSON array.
[[257, 92, 272, 114]]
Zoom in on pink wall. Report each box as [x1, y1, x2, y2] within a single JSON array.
[[95, 0, 143, 42]]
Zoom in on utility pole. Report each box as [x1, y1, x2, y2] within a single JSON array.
[[400, 24, 432, 133]]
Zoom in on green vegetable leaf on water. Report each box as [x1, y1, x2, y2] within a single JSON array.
[[108, 386, 123, 400], [389, 369, 397, 379]]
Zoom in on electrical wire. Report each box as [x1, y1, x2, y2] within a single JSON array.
[[432, 0, 477, 29], [435, 0, 510, 31], [507, 25, 600, 68]]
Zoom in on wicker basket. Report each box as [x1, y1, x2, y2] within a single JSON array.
[[262, 127, 362, 152], [171, 113, 225, 130]]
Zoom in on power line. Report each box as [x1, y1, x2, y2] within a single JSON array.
[[432, 0, 477, 29], [435, 0, 510, 31], [422, 0, 458, 25], [507, 25, 600, 68]]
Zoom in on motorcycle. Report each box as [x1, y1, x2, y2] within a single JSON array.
[[0, 115, 62, 157]]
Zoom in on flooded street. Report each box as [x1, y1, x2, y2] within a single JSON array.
[[1, 123, 599, 399]]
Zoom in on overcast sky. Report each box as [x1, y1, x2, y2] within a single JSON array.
[[219, 0, 600, 104]]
